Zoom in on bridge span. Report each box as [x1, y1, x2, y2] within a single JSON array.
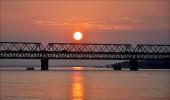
[[0, 42, 170, 70]]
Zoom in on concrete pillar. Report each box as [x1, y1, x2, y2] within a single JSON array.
[[130, 60, 138, 71], [111, 64, 122, 70], [41, 59, 49, 70]]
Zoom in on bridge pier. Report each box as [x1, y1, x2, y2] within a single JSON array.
[[130, 60, 138, 71], [111, 64, 122, 70], [41, 59, 49, 70]]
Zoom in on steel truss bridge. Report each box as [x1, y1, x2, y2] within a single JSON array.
[[0, 42, 170, 70]]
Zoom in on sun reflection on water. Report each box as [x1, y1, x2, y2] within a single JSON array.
[[72, 67, 83, 71], [71, 67, 84, 100]]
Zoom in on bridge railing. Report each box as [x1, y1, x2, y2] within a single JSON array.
[[0, 42, 44, 59], [1, 42, 170, 60], [134, 44, 170, 60], [44, 43, 133, 60], [46, 43, 132, 53], [135, 44, 170, 53], [0, 42, 44, 51]]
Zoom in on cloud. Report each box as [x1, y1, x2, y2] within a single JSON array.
[[33, 17, 143, 31]]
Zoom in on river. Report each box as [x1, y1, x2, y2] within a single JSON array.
[[0, 67, 170, 100]]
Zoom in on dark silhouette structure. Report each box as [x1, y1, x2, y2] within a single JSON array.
[[0, 42, 170, 70]]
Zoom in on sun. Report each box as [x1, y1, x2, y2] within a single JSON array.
[[73, 32, 82, 41]]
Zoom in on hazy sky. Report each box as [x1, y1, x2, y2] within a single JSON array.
[[1, 0, 170, 44], [0, 0, 170, 66]]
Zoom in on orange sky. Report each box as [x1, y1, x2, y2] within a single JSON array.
[[1, 0, 170, 44]]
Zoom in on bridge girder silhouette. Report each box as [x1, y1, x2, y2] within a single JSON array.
[[0, 42, 170, 70]]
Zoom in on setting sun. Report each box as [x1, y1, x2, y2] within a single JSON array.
[[73, 32, 82, 41]]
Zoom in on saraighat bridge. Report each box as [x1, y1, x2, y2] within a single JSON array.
[[0, 42, 170, 70]]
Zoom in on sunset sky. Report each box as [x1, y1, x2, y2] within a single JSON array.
[[1, 0, 169, 44], [0, 0, 170, 66]]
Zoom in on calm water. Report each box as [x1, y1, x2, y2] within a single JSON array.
[[0, 67, 170, 100]]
